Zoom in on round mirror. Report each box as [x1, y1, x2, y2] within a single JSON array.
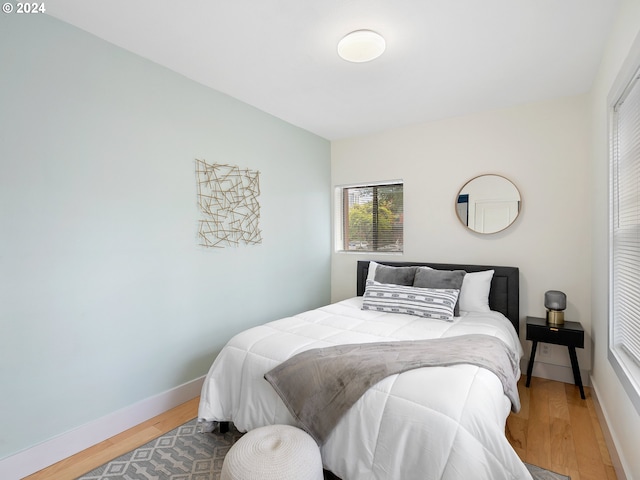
[[455, 174, 522, 234]]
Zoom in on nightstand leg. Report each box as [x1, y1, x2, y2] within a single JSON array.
[[568, 346, 586, 399], [526, 341, 538, 388]]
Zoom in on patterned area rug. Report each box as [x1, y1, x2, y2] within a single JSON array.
[[76, 419, 569, 480]]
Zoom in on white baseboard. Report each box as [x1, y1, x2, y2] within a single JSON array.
[[519, 357, 590, 387], [590, 377, 630, 480], [528, 361, 590, 386], [0, 375, 205, 480]]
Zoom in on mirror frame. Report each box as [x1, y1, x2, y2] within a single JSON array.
[[455, 174, 522, 234]]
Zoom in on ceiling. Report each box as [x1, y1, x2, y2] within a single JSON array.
[[47, 0, 620, 140]]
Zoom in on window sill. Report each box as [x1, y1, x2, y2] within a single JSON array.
[[334, 250, 403, 256]]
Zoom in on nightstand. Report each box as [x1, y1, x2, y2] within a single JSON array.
[[525, 316, 585, 399]]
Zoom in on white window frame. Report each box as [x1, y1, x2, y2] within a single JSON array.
[[608, 37, 640, 415], [334, 180, 404, 254]]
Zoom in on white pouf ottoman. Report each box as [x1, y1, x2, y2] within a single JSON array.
[[220, 424, 324, 480]]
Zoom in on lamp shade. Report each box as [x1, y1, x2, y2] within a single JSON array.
[[544, 290, 566, 310]]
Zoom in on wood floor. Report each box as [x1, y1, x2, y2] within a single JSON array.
[[24, 377, 617, 480], [506, 376, 617, 480], [22, 397, 200, 480]]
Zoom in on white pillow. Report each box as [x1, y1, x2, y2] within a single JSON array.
[[459, 270, 494, 313], [366, 261, 379, 282]]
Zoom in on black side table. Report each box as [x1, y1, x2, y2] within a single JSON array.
[[525, 316, 585, 399]]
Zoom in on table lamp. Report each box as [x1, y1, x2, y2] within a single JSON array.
[[545, 290, 566, 325]]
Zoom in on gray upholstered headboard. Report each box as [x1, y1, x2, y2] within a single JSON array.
[[356, 261, 520, 334]]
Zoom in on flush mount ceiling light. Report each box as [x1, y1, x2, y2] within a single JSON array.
[[337, 29, 386, 63]]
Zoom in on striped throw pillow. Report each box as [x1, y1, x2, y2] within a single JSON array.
[[362, 280, 460, 321]]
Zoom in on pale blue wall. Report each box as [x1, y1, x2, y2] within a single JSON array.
[[0, 14, 330, 459]]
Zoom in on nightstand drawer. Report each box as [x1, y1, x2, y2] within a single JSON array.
[[525, 316, 584, 348]]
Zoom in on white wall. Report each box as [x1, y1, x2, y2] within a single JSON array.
[[589, 0, 640, 477], [332, 95, 592, 383], [0, 13, 330, 463]]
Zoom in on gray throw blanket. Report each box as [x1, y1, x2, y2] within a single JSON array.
[[264, 334, 521, 444]]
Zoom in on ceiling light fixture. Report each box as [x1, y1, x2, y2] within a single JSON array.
[[337, 29, 386, 63]]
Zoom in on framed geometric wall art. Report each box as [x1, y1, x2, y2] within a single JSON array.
[[195, 159, 262, 248]]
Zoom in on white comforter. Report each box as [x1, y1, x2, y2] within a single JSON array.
[[198, 297, 533, 480]]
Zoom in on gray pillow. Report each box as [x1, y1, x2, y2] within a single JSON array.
[[374, 265, 417, 286], [413, 268, 466, 315]]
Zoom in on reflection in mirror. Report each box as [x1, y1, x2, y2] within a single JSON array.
[[456, 174, 521, 234]]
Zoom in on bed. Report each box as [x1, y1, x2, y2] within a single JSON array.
[[198, 260, 532, 480]]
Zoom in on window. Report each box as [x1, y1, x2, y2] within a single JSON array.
[[610, 64, 640, 414], [335, 182, 403, 253]]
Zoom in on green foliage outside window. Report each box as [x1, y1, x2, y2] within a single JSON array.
[[343, 184, 403, 252]]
